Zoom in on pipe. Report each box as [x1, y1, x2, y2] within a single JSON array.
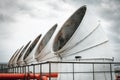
[[0, 73, 58, 80], [0, 73, 25, 79], [42, 72, 58, 77], [41, 76, 48, 80]]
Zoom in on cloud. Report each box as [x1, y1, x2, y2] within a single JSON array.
[[98, 0, 120, 47], [0, 0, 75, 62], [0, 0, 32, 62], [0, 0, 32, 41], [0, 0, 30, 23]]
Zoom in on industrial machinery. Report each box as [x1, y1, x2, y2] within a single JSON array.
[[3, 5, 119, 80]]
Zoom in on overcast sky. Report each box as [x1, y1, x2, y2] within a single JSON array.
[[0, 0, 120, 63]]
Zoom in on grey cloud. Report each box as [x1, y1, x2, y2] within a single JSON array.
[[109, 33, 120, 44], [0, 0, 33, 63], [0, 0, 31, 23], [0, 0, 32, 38], [110, 23, 120, 35], [0, 14, 14, 22], [99, 0, 120, 21], [98, 1, 120, 45], [27, 0, 70, 19], [46, 1, 64, 11], [65, 0, 102, 7]]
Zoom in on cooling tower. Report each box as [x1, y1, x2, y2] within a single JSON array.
[[17, 41, 31, 66], [12, 45, 24, 67], [23, 34, 42, 65], [8, 49, 19, 67], [53, 5, 115, 61], [35, 24, 57, 62], [52, 5, 115, 80]]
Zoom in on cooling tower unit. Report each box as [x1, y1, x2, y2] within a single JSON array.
[[35, 24, 57, 62], [17, 41, 31, 66], [23, 34, 41, 65], [8, 49, 19, 67], [53, 5, 115, 61], [52, 5, 115, 80], [12, 45, 24, 67]]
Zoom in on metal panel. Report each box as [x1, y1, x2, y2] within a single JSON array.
[[35, 24, 57, 62]]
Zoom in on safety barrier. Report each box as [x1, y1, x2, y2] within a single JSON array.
[[0, 61, 120, 80]]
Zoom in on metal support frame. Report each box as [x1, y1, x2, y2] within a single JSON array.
[[2, 61, 120, 80]]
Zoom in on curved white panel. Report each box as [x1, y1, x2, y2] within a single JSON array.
[[17, 41, 31, 66], [8, 49, 19, 67], [35, 24, 57, 62], [23, 34, 42, 65], [12, 45, 24, 67]]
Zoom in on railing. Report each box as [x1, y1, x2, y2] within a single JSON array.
[[1, 61, 120, 80], [0, 64, 8, 73]]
